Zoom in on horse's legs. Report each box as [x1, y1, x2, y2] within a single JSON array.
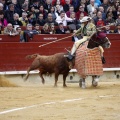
[[54, 72, 59, 87], [92, 75, 99, 87], [39, 71, 45, 84], [63, 73, 68, 87], [79, 78, 86, 89]]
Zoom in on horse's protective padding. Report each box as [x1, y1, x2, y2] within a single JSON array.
[[75, 41, 103, 76]]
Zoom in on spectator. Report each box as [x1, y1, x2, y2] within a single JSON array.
[[105, 13, 115, 24], [104, 26, 113, 34], [95, 0, 101, 7], [72, 30, 81, 42], [56, 22, 70, 34], [49, 24, 56, 34], [76, 5, 87, 20], [49, 6, 57, 20], [87, 0, 98, 14], [19, 12, 28, 26], [76, 13, 85, 29], [117, 5, 120, 16], [37, 4, 48, 19], [54, 0, 63, 11], [45, 13, 58, 26], [101, 0, 109, 13], [11, 0, 21, 16], [32, 0, 40, 10], [55, 4, 62, 17], [29, 5, 38, 19], [33, 24, 41, 34], [44, 0, 52, 13], [98, 6, 106, 19], [21, 3, 29, 16], [63, 0, 72, 12], [94, 11, 106, 26], [66, 5, 74, 18], [56, 11, 73, 26], [0, 3, 3, 11], [27, 12, 36, 26], [11, 13, 23, 29], [23, 24, 38, 41], [0, 11, 8, 27], [36, 13, 46, 26], [116, 14, 120, 25], [114, 0, 120, 9], [0, 0, 8, 11], [114, 23, 120, 33], [4, 4, 15, 23], [16, 27, 24, 42], [3, 23, 17, 35], [72, 0, 80, 12], [41, 23, 50, 34], [90, 8, 98, 19]]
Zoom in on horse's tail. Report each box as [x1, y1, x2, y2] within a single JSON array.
[[25, 53, 39, 60]]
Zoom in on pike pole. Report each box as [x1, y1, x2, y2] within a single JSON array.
[[39, 34, 73, 48]]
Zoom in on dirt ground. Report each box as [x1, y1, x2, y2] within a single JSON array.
[[0, 80, 120, 120]]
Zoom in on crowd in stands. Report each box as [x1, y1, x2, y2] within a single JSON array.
[[0, 0, 120, 42]]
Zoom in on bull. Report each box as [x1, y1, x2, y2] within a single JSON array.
[[24, 53, 73, 87]]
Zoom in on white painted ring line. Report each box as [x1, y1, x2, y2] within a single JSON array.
[[0, 94, 119, 115]]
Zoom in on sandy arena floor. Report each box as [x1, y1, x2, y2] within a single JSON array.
[[0, 80, 120, 120]]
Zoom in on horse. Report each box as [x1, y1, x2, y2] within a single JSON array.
[[72, 32, 111, 88]]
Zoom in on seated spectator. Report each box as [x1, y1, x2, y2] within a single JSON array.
[[0, 11, 8, 27], [41, 23, 50, 34], [114, 23, 120, 34], [33, 24, 41, 34], [72, 0, 80, 12], [98, 6, 106, 19], [117, 5, 120, 16], [49, 24, 56, 34], [72, 30, 81, 42], [76, 5, 87, 20], [104, 26, 113, 34], [54, 0, 63, 12], [16, 27, 24, 42], [90, 8, 98, 19], [19, 12, 28, 26], [3, 23, 17, 36], [94, 11, 106, 26], [56, 22, 70, 34], [11, 13, 23, 29], [36, 13, 46, 26], [29, 5, 37, 19], [32, 0, 40, 10], [114, 0, 120, 10], [66, 5, 74, 18], [21, 3, 29, 16], [23, 24, 38, 41], [101, 0, 109, 13], [44, 0, 52, 13], [95, 0, 101, 7], [49, 6, 57, 20], [116, 14, 120, 25], [27, 12, 36, 26], [0, 3, 4, 11], [105, 13, 115, 25], [4, 4, 15, 23], [56, 11, 73, 26], [55, 4, 62, 17], [63, 0, 72, 12], [76, 13, 85, 29], [87, 0, 98, 14], [45, 13, 58, 26], [0, 0, 7, 11], [37, 4, 48, 19], [12, 0, 21, 16]]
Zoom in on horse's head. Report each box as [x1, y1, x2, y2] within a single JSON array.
[[87, 32, 111, 49]]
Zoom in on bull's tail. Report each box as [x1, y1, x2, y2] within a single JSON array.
[[25, 53, 39, 59]]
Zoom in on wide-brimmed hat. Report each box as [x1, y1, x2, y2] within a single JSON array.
[[80, 16, 92, 23]]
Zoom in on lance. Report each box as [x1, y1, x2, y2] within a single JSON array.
[[39, 34, 73, 48]]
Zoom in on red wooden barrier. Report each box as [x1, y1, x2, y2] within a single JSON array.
[[0, 34, 120, 71]]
